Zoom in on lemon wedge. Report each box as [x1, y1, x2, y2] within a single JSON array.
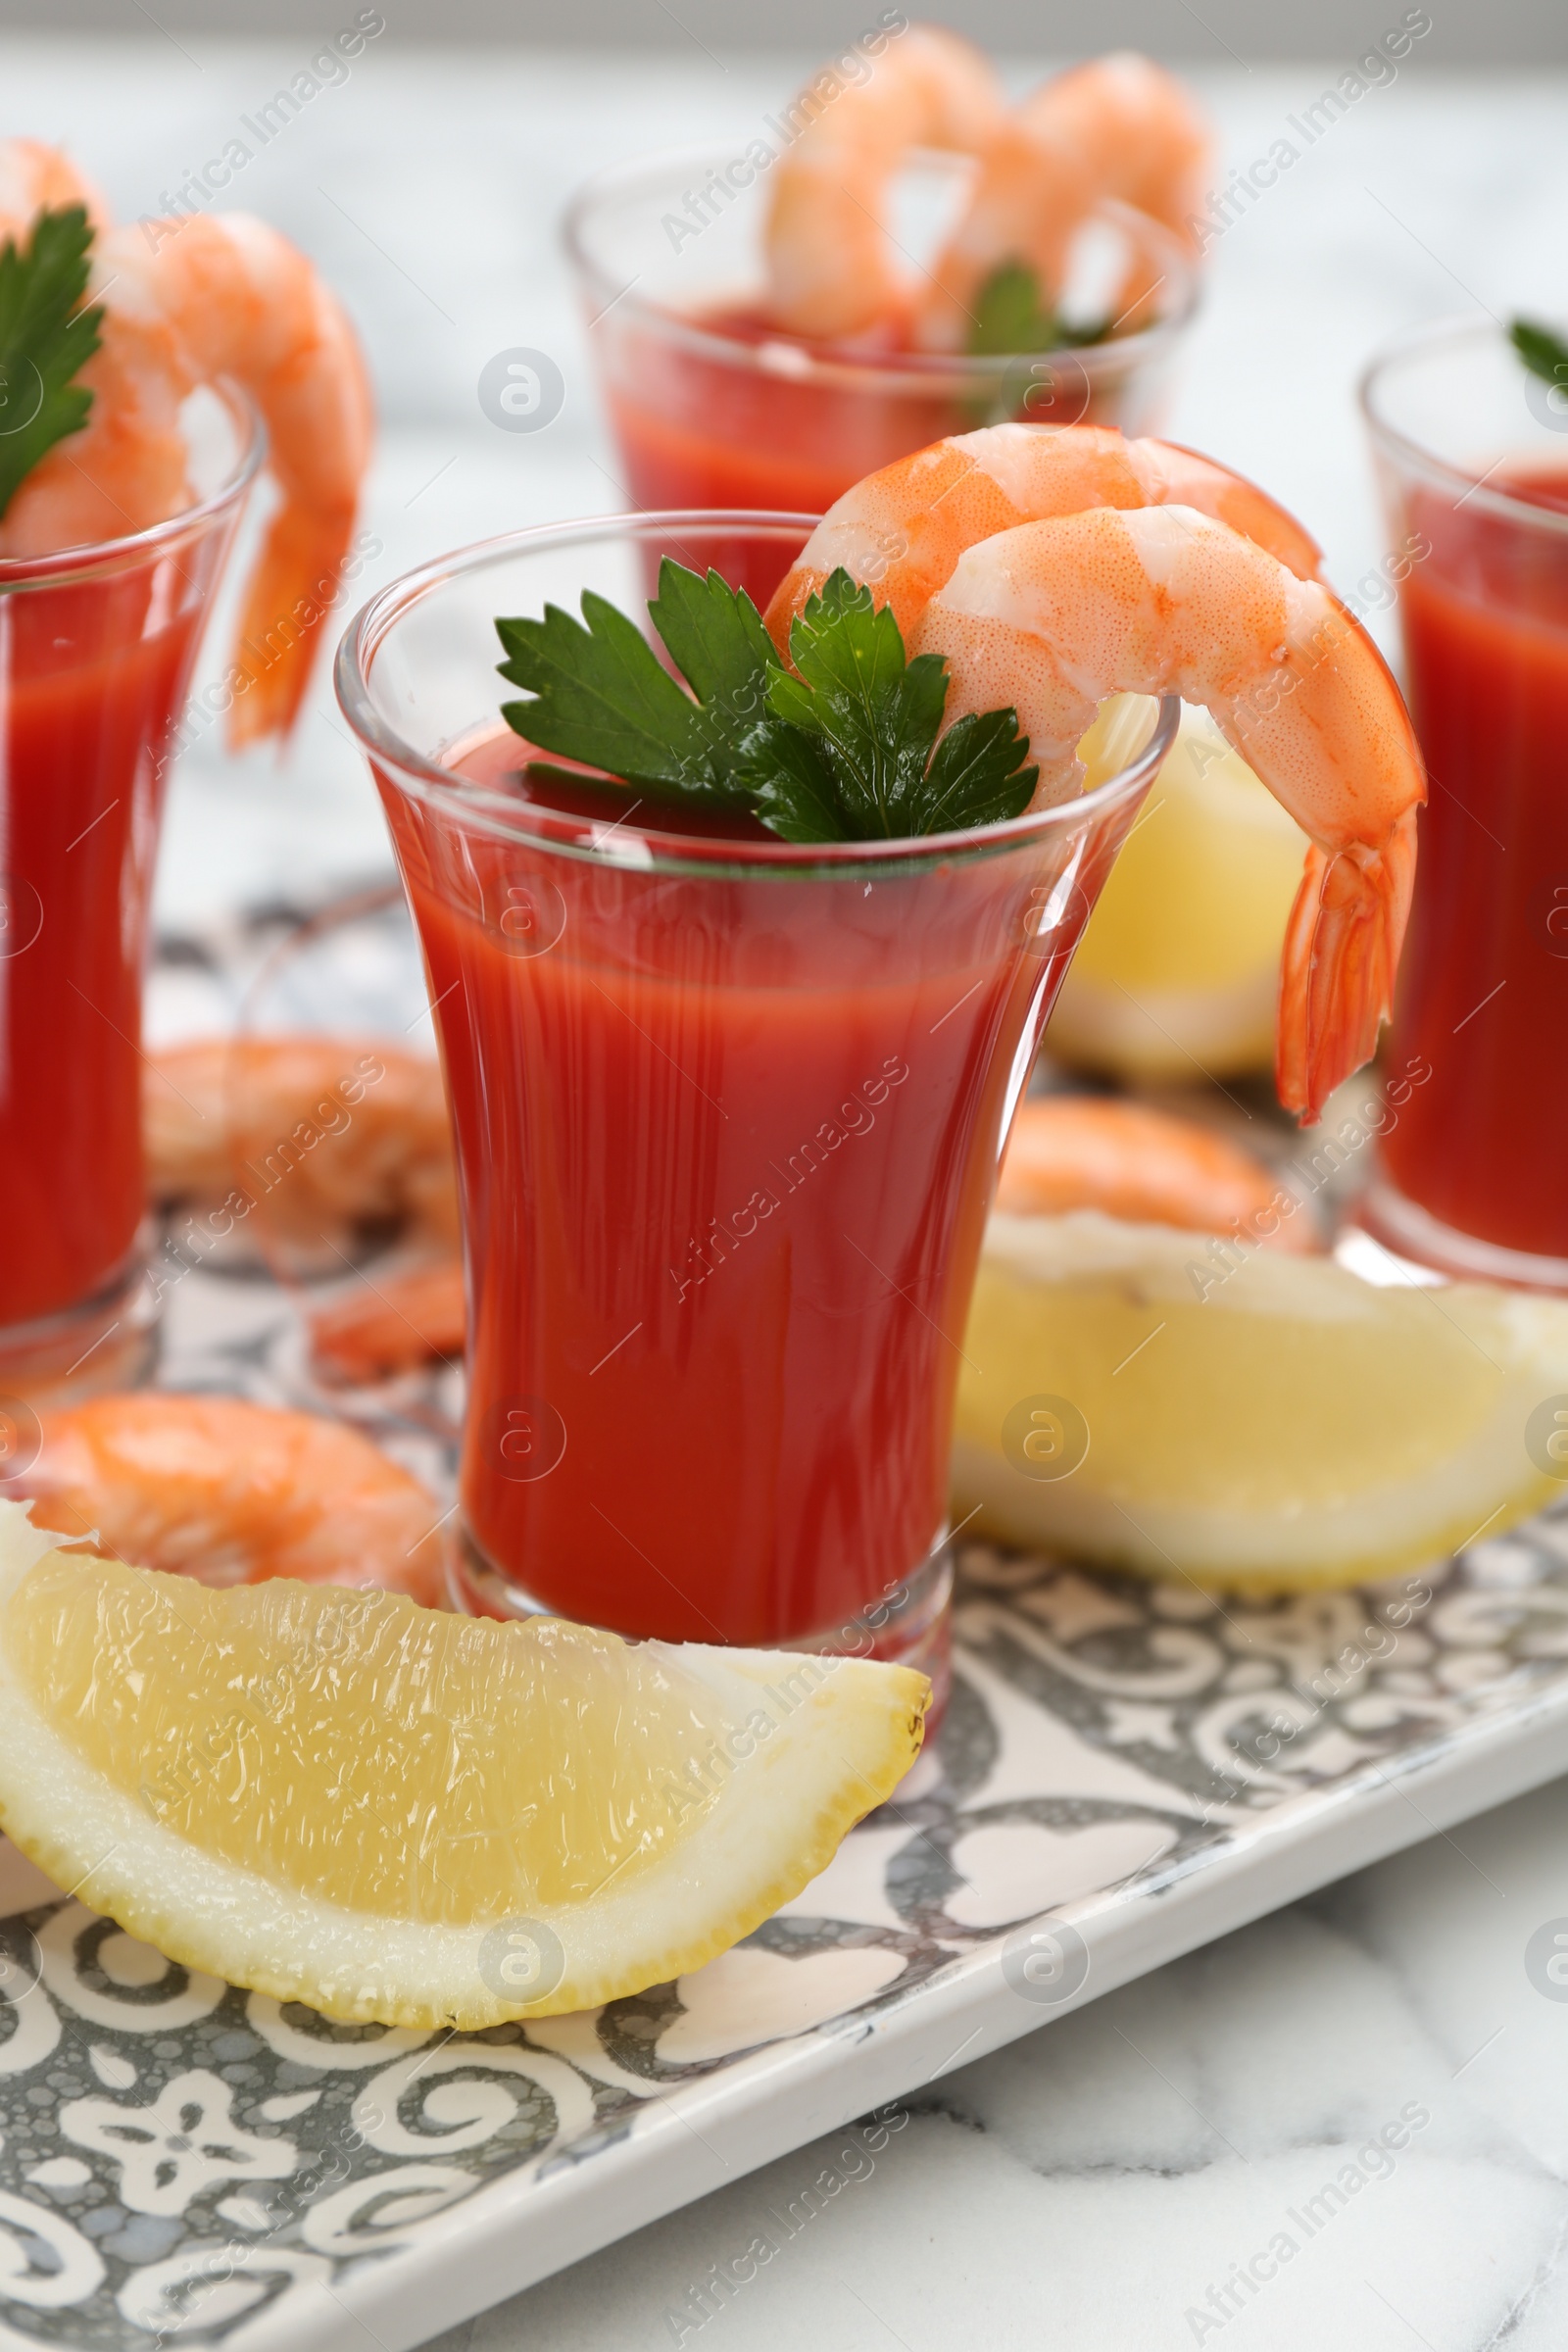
[[954, 1212, 1568, 1588], [0, 1504, 926, 2028], [1049, 707, 1306, 1078]]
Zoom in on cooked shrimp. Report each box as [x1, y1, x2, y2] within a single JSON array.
[[311, 1256, 466, 1386], [16, 1395, 450, 1606], [0, 155, 372, 743], [0, 138, 109, 230], [919, 54, 1212, 352], [765, 423, 1323, 647], [146, 1035, 458, 1249], [906, 503, 1423, 1122], [762, 25, 1004, 339], [998, 1096, 1318, 1250], [0, 149, 191, 547]]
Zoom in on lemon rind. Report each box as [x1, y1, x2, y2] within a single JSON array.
[[951, 1437, 1554, 1591], [956, 1211, 1568, 1591], [0, 1509, 926, 2031]]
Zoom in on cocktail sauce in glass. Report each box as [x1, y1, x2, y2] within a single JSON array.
[[339, 513, 1178, 1701], [566, 154, 1198, 608], [0, 387, 261, 1395], [1362, 321, 1568, 1282]]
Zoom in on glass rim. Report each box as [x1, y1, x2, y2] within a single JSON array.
[[335, 507, 1182, 878], [562, 147, 1200, 393], [1358, 313, 1568, 539], [0, 378, 267, 591]]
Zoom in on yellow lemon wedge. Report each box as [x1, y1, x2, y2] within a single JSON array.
[[1050, 707, 1306, 1078], [0, 1503, 926, 2029], [954, 1212, 1568, 1589]]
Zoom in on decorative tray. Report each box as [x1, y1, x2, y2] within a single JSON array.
[[3, 902, 1567, 2352]]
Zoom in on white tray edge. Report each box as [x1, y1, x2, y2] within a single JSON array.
[[310, 1673, 1568, 2352]]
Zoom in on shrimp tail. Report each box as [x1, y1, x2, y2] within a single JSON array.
[[228, 499, 357, 746], [1277, 805, 1418, 1124]]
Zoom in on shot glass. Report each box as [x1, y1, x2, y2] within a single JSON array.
[[566, 149, 1200, 610], [1360, 318, 1568, 1285], [338, 510, 1178, 1706], [0, 385, 262, 1402]]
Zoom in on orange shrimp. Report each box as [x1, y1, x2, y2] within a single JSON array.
[[15, 1395, 450, 1606], [998, 1097, 1318, 1250], [762, 24, 1004, 339], [310, 1257, 466, 1387], [146, 1035, 458, 1250], [906, 504, 1423, 1123], [0, 138, 110, 230], [0, 150, 372, 743], [762, 425, 1415, 1123], [0, 145, 192, 545], [765, 422, 1323, 647], [919, 54, 1213, 351]]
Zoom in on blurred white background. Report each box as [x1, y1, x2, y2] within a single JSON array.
[[4, 0, 1566, 62]]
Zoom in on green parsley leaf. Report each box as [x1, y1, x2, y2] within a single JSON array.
[[1510, 317, 1568, 388], [766, 572, 955, 836], [968, 260, 1062, 358], [768, 573, 1035, 834], [965, 259, 1112, 360], [734, 720, 844, 844], [920, 707, 1044, 834], [646, 558, 780, 722], [0, 205, 103, 521], [495, 560, 1036, 844], [496, 589, 743, 807], [963, 259, 1114, 427]]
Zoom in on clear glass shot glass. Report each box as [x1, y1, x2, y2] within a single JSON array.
[[1359, 318, 1568, 1286], [0, 385, 262, 1403], [565, 148, 1200, 611], [338, 511, 1178, 1704]]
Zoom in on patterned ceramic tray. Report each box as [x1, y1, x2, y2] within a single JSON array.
[[4, 906, 1568, 2352]]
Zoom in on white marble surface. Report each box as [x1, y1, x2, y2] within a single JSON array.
[[4, 37, 1567, 2347]]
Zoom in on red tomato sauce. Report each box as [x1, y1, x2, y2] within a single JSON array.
[[604, 304, 995, 608], [1380, 466, 1568, 1257], [0, 579, 202, 1329], [386, 730, 1088, 1645]]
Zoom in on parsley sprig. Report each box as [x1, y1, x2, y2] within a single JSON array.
[[1510, 317, 1568, 391], [961, 260, 1113, 428], [495, 561, 1036, 845], [965, 260, 1110, 360], [0, 206, 102, 520]]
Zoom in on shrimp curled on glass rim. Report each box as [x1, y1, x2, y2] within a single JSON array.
[[766, 420, 1324, 645], [14, 1394, 451, 1607], [918, 53, 1213, 352], [759, 35, 1211, 351], [764, 422, 1425, 1127], [761, 25, 1005, 340], [0, 139, 373, 743]]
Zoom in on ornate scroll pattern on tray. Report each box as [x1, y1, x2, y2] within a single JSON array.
[[6, 1325, 1568, 2347]]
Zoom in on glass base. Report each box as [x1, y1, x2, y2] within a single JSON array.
[[0, 1260, 161, 1417], [1359, 1172, 1568, 1293], [452, 1527, 954, 1724]]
